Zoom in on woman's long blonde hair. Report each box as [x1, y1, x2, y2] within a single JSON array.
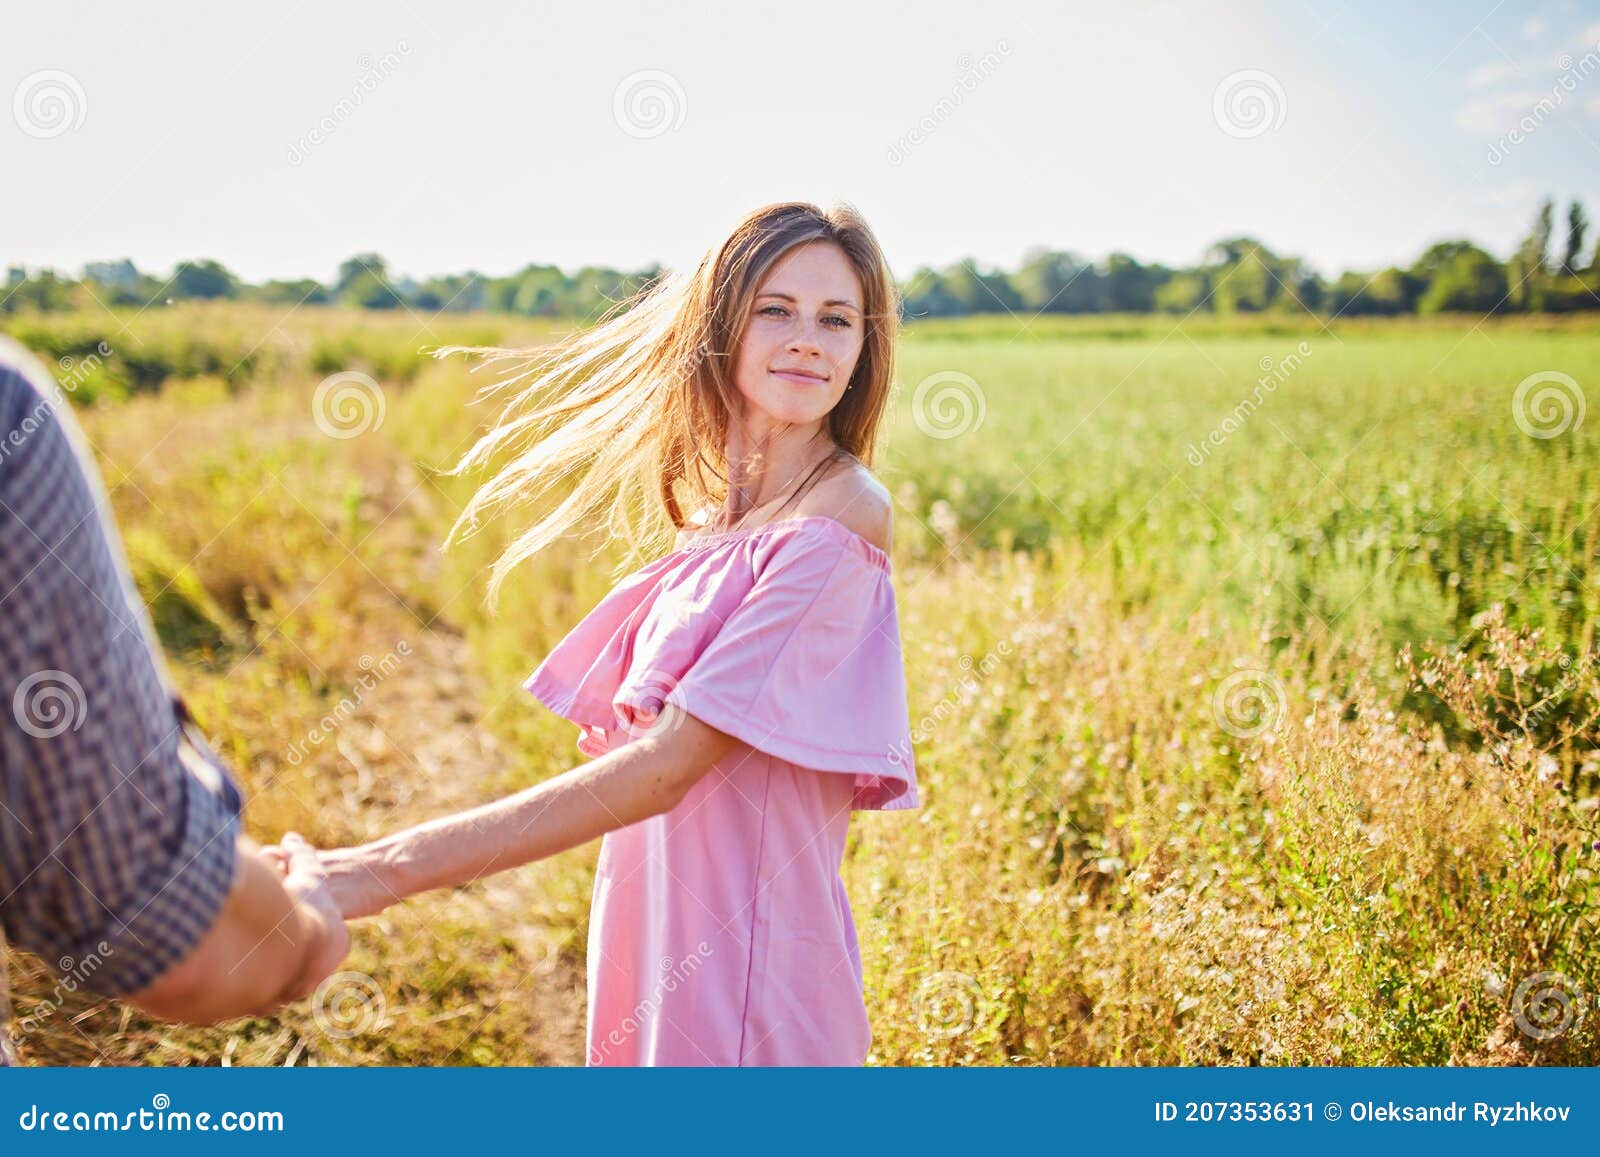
[[435, 200, 902, 605]]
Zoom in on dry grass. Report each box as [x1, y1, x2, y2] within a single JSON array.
[[2, 303, 1595, 1065]]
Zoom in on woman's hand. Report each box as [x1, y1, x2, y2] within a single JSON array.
[[263, 834, 399, 921]]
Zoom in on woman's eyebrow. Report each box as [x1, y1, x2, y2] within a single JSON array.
[[757, 291, 862, 312]]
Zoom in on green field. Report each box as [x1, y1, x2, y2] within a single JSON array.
[[4, 303, 1597, 1066]]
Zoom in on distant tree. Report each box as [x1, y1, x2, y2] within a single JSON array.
[[253, 278, 329, 305], [1101, 253, 1162, 313], [1328, 268, 1416, 316], [341, 270, 405, 310], [1563, 200, 1589, 276], [171, 259, 238, 299], [335, 253, 391, 296], [1153, 272, 1210, 313], [82, 259, 140, 289], [1414, 244, 1508, 314], [1528, 198, 1554, 275], [1013, 249, 1101, 313]]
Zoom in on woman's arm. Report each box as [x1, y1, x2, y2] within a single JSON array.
[[303, 705, 739, 919]]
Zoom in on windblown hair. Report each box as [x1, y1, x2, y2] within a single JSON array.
[[434, 201, 902, 605]]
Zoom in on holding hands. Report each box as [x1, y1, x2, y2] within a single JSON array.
[[263, 833, 400, 921]]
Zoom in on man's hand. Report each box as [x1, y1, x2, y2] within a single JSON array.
[[264, 834, 400, 922], [271, 832, 353, 1002]]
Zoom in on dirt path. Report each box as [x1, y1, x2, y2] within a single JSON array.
[[329, 625, 589, 1066]]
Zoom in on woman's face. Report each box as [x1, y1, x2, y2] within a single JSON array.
[[731, 240, 865, 430]]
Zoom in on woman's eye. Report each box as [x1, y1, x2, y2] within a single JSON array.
[[758, 304, 851, 329]]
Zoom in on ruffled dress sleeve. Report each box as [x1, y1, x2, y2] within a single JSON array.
[[524, 519, 919, 812]]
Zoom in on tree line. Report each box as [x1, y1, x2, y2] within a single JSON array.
[[3, 197, 1593, 321]]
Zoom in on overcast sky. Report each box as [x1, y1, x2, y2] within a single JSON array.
[[4, 0, 1598, 284]]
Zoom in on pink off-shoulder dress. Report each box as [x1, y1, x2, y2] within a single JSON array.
[[524, 514, 919, 1067]]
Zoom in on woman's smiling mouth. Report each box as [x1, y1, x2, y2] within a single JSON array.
[[771, 368, 829, 384]]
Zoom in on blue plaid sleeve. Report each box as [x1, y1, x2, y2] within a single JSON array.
[[0, 336, 244, 999]]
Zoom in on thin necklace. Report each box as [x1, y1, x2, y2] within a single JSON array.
[[715, 444, 845, 533]]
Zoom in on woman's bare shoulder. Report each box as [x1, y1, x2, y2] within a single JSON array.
[[795, 461, 893, 553]]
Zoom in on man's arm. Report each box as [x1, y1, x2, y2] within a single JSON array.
[[130, 833, 348, 1023], [0, 341, 348, 1024]]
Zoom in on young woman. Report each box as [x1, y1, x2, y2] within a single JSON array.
[[277, 201, 920, 1066]]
